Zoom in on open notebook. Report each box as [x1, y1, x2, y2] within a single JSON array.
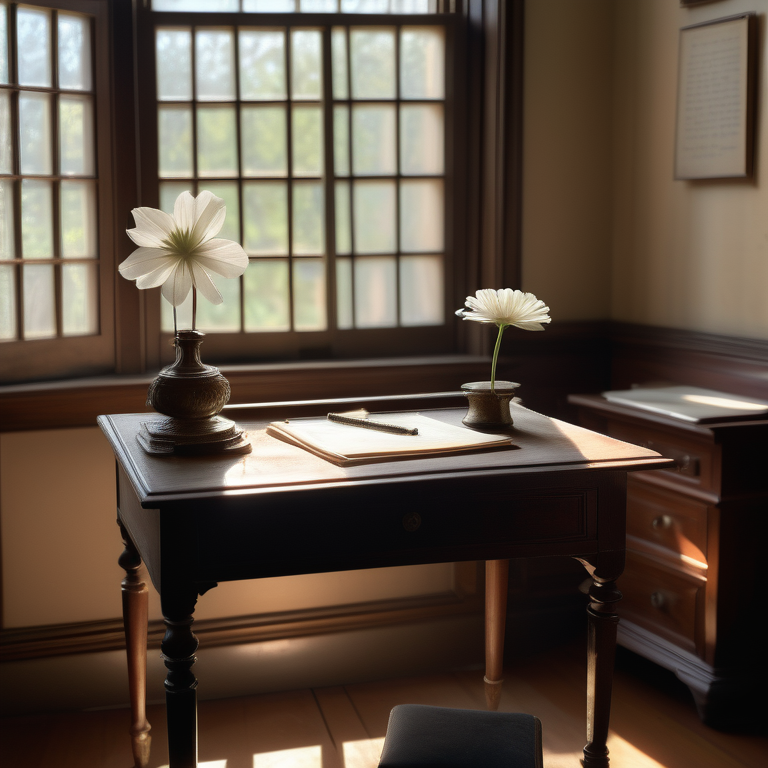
[[266, 412, 516, 466]]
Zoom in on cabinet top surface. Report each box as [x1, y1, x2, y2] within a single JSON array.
[[98, 405, 672, 506]]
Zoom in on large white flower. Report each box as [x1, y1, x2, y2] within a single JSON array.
[[119, 191, 249, 306], [456, 288, 551, 330]]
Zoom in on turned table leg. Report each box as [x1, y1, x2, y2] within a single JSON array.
[[484, 559, 509, 711], [118, 520, 152, 768]]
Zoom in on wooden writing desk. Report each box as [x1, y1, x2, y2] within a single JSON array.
[[99, 401, 671, 768]]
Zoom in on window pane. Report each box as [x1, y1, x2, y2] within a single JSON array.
[[354, 256, 396, 328], [197, 105, 238, 177], [352, 104, 396, 176], [336, 257, 352, 329], [401, 27, 445, 100], [62, 263, 98, 335], [22, 264, 55, 339], [244, 259, 289, 331], [333, 105, 349, 176], [155, 0, 238, 12], [331, 27, 348, 100], [292, 105, 323, 177], [342, 0, 388, 11], [350, 28, 395, 100], [61, 181, 97, 258], [243, 0, 295, 9], [353, 180, 395, 254], [158, 105, 193, 177], [293, 258, 326, 331], [196, 29, 236, 101], [161, 292, 193, 332], [0, 3, 8, 84], [0, 179, 13, 259], [291, 30, 322, 101], [335, 180, 351, 255], [159, 181, 193, 214], [58, 13, 92, 91], [239, 30, 286, 101], [156, 28, 192, 101], [19, 92, 52, 176], [241, 106, 287, 177], [195, 273, 241, 332], [400, 103, 443, 175], [400, 255, 442, 326], [21, 180, 53, 258], [201, 181, 240, 242], [59, 95, 95, 176], [243, 181, 288, 255], [0, 89, 11, 173], [0, 264, 15, 339], [400, 178, 443, 252], [293, 181, 323, 255], [302, 0, 337, 10], [17, 7, 50, 87]]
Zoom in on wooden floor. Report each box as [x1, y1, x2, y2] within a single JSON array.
[[1, 642, 766, 768]]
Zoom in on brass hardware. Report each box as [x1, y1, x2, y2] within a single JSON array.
[[652, 515, 673, 530], [402, 512, 422, 532]]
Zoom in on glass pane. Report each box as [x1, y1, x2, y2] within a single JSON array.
[[156, 28, 192, 101], [352, 104, 396, 176], [293, 259, 326, 331], [302, 0, 337, 10], [401, 27, 445, 100], [241, 105, 287, 177], [334, 181, 351, 255], [62, 263, 98, 336], [197, 105, 238, 178], [292, 105, 323, 177], [22, 263, 55, 339], [19, 92, 52, 175], [291, 30, 322, 101], [0, 264, 15, 339], [391, 0, 429, 9], [353, 180, 395, 254], [354, 256, 396, 328], [244, 259, 289, 331], [196, 29, 236, 101], [59, 95, 95, 176], [195, 273, 241, 332], [159, 181, 193, 214], [0, 179, 13, 259], [61, 181, 97, 258], [201, 181, 240, 242], [400, 178, 443, 252], [239, 29, 286, 101], [293, 181, 323, 255], [161, 291, 193, 333], [333, 106, 349, 176], [58, 13, 92, 91], [243, 0, 295, 9], [21, 180, 53, 258], [400, 103, 443, 175], [400, 255, 442, 326], [341, 0, 388, 11], [158, 105, 193, 177], [155, 0, 238, 9], [350, 28, 395, 100], [0, 89, 11, 173], [0, 2, 8, 84], [17, 7, 50, 87], [243, 181, 288, 255], [335, 257, 352, 329], [331, 27, 348, 100]]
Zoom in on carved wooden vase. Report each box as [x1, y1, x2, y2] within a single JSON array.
[[461, 380, 520, 432], [138, 330, 251, 456]]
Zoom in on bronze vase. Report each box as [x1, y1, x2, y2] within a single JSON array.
[[461, 380, 520, 432], [138, 330, 251, 456]]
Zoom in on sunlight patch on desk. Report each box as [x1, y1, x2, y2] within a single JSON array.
[[253, 745, 322, 768], [343, 736, 386, 767], [158, 762, 227, 768]]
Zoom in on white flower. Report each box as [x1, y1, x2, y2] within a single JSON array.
[[119, 191, 249, 306], [456, 288, 551, 331]]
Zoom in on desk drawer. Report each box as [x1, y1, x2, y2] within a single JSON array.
[[619, 551, 705, 656]]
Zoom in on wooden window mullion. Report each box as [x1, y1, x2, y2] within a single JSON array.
[[321, 24, 336, 333]]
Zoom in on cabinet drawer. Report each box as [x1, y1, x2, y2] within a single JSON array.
[[626, 478, 708, 565], [619, 551, 705, 656]]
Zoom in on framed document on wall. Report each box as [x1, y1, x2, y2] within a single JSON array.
[[674, 13, 757, 180]]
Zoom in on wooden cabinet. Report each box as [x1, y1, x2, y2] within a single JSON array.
[[568, 395, 768, 728]]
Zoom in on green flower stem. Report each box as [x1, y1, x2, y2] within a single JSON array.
[[192, 287, 197, 331], [491, 323, 506, 392]]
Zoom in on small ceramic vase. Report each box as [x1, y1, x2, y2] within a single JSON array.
[[461, 380, 520, 432]]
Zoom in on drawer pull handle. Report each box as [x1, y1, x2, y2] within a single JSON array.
[[402, 512, 422, 532], [650, 591, 665, 609], [652, 515, 672, 530]]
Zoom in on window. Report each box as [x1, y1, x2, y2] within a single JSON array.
[[0, 0, 114, 383]]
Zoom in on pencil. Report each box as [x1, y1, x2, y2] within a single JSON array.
[[327, 413, 419, 436]]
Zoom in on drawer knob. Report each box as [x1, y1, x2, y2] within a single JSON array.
[[402, 512, 422, 532], [652, 515, 672, 530], [650, 591, 666, 609]]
